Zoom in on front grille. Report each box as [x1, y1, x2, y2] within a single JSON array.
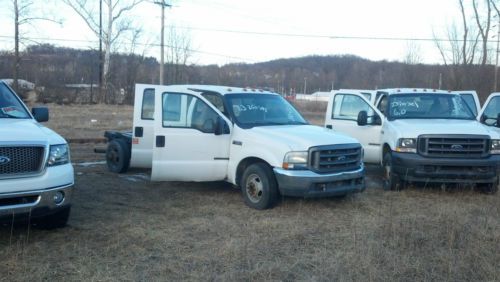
[[309, 144, 362, 173], [418, 135, 489, 158], [0, 146, 45, 177]]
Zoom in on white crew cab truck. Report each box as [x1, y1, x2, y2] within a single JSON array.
[[325, 89, 500, 193], [0, 81, 74, 228], [104, 84, 365, 209]]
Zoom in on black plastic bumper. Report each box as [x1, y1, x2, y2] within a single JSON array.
[[391, 151, 500, 184], [273, 166, 365, 197]]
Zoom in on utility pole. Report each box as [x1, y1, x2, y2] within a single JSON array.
[[303, 77, 307, 94], [155, 1, 171, 85], [494, 17, 500, 92], [98, 0, 103, 103]]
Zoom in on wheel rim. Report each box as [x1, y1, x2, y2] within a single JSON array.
[[245, 173, 264, 203], [107, 147, 119, 166]]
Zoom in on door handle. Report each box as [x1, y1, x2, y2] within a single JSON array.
[[135, 126, 144, 137], [326, 125, 332, 129], [156, 136, 165, 147]]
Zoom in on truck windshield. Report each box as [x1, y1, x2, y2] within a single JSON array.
[[0, 83, 30, 119], [388, 93, 475, 120], [225, 93, 308, 128]]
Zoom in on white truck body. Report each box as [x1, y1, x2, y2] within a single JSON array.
[[325, 88, 500, 191], [0, 81, 74, 227], [106, 84, 366, 209]]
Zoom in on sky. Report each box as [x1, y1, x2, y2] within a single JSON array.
[[0, 0, 486, 66]]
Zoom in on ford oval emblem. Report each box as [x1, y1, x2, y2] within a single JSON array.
[[451, 144, 463, 150], [0, 156, 10, 165], [337, 156, 346, 161]]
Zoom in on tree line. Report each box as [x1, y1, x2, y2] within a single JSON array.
[[0, 44, 497, 104]]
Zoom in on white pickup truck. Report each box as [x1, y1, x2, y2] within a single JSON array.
[[325, 88, 500, 193], [0, 81, 74, 228], [103, 84, 365, 209]]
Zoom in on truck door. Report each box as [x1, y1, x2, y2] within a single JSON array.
[[478, 92, 500, 127], [130, 84, 155, 168], [325, 92, 383, 163], [452, 91, 480, 117], [151, 88, 232, 181]]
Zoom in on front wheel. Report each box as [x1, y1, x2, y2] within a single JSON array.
[[241, 163, 279, 210], [478, 182, 499, 194], [35, 207, 71, 229], [383, 152, 403, 191]]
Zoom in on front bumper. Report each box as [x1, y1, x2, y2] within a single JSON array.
[[273, 166, 365, 197], [391, 151, 500, 184], [0, 184, 73, 222]]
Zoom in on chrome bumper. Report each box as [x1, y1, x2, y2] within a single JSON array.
[[273, 166, 365, 197], [0, 184, 73, 219]]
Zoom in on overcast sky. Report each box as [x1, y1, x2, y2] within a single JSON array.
[[0, 0, 486, 65]]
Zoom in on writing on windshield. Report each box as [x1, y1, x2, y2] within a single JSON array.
[[0, 83, 30, 119], [226, 94, 307, 128], [388, 94, 474, 120]]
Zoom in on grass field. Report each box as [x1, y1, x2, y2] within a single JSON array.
[[1, 102, 499, 281]]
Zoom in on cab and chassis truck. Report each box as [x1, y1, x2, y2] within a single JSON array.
[[103, 84, 366, 209]]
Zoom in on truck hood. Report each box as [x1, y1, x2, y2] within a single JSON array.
[[0, 119, 66, 144], [248, 125, 360, 151], [390, 119, 499, 138]]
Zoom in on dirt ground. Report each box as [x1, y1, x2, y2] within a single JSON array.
[[1, 104, 499, 281]]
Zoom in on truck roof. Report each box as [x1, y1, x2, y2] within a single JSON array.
[[139, 84, 278, 96], [376, 88, 454, 95]]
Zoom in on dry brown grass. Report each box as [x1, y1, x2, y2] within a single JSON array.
[[0, 104, 499, 281], [40, 103, 133, 140]]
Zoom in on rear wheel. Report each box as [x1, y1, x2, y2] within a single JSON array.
[[241, 163, 279, 210], [383, 152, 403, 191], [106, 139, 130, 173]]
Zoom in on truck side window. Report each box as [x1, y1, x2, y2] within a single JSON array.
[[141, 89, 155, 120], [377, 95, 388, 116], [201, 93, 228, 117], [162, 92, 218, 133], [332, 94, 372, 121]]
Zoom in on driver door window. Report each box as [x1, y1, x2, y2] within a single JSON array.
[[162, 93, 218, 133]]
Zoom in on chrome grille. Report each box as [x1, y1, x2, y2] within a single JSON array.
[[0, 146, 45, 177], [309, 144, 362, 173], [418, 135, 489, 158]]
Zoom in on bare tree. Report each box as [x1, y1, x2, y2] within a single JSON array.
[[11, 0, 60, 91], [62, 0, 144, 102], [472, 0, 492, 66], [403, 41, 422, 65], [165, 26, 192, 84]]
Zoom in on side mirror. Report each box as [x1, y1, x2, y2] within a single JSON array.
[[357, 111, 367, 126], [32, 107, 49, 122], [214, 116, 229, 135], [497, 113, 500, 128]]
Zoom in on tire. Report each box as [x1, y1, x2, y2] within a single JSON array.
[[35, 207, 71, 230], [241, 163, 279, 210], [383, 152, 403, 191], [478, 181, 499, 194], [106, 139, 131, 173]]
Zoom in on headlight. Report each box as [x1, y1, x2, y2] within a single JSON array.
[[47, 144, 70, 166], [395, 138, 417, 153], [491, 140, 500, 154], [282, 151, 308, 170]]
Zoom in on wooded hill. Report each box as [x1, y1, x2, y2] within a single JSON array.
[[0, 44, 495, 104]]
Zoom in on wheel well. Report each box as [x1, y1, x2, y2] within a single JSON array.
[[382, 143, 391, 164], [235, 157, 270, 187]]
